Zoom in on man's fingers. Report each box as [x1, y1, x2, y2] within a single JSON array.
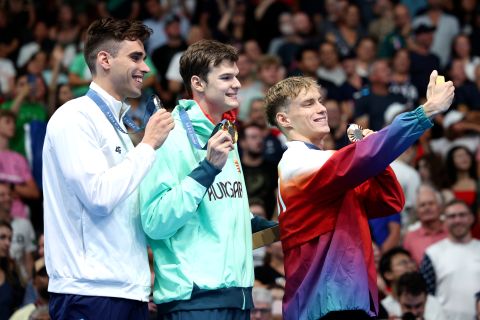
[[429, 70, 438, 83]]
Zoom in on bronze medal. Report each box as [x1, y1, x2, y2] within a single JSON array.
[[222, 120, 238, 144]]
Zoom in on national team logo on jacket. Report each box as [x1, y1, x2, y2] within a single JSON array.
[[234, 159, 241, 173]]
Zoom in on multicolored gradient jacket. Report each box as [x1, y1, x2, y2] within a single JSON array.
[[139, 100, 254, 313], [278, 106, 432, 319]]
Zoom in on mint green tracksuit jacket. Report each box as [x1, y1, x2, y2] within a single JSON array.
[[139, 100, 254, 312]]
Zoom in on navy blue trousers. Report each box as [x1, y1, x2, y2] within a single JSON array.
[[49, 293, 148, 320]]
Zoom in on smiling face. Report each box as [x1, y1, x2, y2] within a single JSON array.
[[106, 39, 150, 100], [278, 86, 329, 146], [198, 60, 241, 114], [444, 202, 474, 242]]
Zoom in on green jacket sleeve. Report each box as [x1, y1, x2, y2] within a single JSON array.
[[139, 128, 220, 240]]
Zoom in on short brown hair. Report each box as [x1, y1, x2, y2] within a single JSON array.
[[84, 18, 152, 75], [257, 54, 281, 71], [0, 109, 16, 121], [265, 76, 319, 127], [179, 40, 238, 97]]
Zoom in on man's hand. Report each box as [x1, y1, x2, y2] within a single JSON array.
[[423, 70, 455, 117], [206, 130, 233, 170], [141, 109, 175, 150]]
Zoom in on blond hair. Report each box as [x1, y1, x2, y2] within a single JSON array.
[[265, 76, 319, 127]]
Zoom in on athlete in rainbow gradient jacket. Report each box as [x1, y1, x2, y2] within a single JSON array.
[[264, 72, 454, 320]]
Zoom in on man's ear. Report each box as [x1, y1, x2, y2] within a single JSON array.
[[191, 75, 205, 93], [276, 112, 291, 130], [97, 51, 111, 71]]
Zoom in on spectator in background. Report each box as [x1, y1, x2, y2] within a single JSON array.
[[409, 24, 441, 100], [412, 0, 460, 68], [243, 39, 264, 66], [451, 34, 480, 82], [239, 123, 278, 219], [444, 146, 478, 214], [246, 98, 285, 165], [16, 21, 55, 70], [68, 30, 92, 98], [391, 146, 421, 228], [215, 0, 255, 49], [142, 0, 189, 55], [0, 110, 41, 220], [252, 0, 290, 53], [238, 54, 282, 121], [0, 74, 47, 157], [403, 184, 448, 266], [325, 3, 366, 58], [378, 3, 412, 59], [49, 4, 80, 47], [251, 287, 273, 320], [0, 181, 36, 285], [151, 13, 188, 107], [9, 257, 49, 320], [396, 272, 445, 320], [421, 199, 480, 320], [268, 12, 294, 56], [254, 241, 285, 290], [289, 46, 319, 78], [291, 46, 341, 101], [448, 58, 480, 112], [416, 153, 447, 190], [250, 199, 268, 268], [355, 37, 377, 79], [165, 25, 205, 100], [379, 249, 446, 320], [390, 48, 419, 107], [324, 99, 348, 150], [369, 211, 401, 254], [0, 220, 24, 319], [368, 0, 395, 44], [429, 110, 480, 158], [0, 8, 20, 63], [317, 42, 346, 87], [339, 53, 365, 121], [276, 12, 318, 71], [354, 59, 406, 131]]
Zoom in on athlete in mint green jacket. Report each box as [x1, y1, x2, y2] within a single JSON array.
[[139, 40, 274, 318], [140, 99, 254, 311]]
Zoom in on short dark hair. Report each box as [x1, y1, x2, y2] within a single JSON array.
[[0, 220, 12, 232], [238, 122, 264, 141], [295, 45, 318, 62], [84, 18, 152, 75], [444, 199, 474, 215], [0, 109, 16, 121], [179, 40, 238, 97], [396, 272, 427, 297], [379, 247, 412, 285]]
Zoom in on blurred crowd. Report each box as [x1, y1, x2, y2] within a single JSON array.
[[0, 0, 480, 319]]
